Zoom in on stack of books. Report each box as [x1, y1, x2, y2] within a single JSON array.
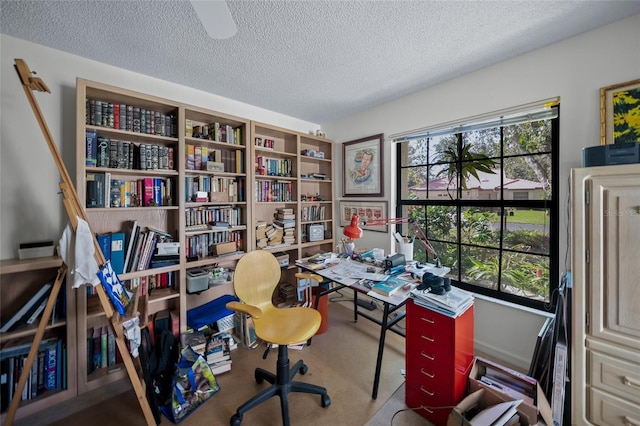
[[205, 332, 237, 375], [255, 220, 268, 248], [410, 285, 474, 317]]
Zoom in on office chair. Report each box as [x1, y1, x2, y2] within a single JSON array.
[[226, 250, 331, 426]]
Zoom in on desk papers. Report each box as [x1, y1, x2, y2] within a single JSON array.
[[410, 286, 474, 317]]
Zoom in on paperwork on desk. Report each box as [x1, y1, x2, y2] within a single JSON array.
[[307, 258, 388, 282], [410, 285, 474, 318]]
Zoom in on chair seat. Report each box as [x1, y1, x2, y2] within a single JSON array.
[[254, 307, 321, 346]]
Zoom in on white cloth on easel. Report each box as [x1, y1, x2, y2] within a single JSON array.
[[59, 216, 100, 288]]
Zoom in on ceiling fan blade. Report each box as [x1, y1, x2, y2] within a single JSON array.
[[190, 0, 237, 39]]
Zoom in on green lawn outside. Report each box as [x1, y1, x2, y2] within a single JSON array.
[[507, 209, 547, 225]]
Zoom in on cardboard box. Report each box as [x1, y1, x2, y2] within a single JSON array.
[[213, 241, 236, 255], [209, 191, 229, 202], [467, 357, 553, 426], [448, 388, 522, 426]]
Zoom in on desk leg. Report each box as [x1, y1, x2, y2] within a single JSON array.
[[372, 302, 390, 400], [352, 288, 358, 322]]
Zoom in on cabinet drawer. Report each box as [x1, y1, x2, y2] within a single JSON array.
[[405, 380, 452, 407], [407, 303, 453, 338], [590, 351, 640, 405], [406, 362, 453, 392], [406, 343, 453, 372], [590, 387, 640, 426]]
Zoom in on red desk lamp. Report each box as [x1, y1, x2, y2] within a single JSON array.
[[342, 214, 442, 268]]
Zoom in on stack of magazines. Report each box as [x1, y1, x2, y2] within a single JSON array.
[[410, 285, 474, 317]]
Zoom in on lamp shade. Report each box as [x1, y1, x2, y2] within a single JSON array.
[[343, 214, 363, 239]]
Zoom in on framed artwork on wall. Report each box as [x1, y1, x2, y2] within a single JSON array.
[[339, 200, 388, 233], [342, 133, 384, 197], [600, 78, 640, 145]]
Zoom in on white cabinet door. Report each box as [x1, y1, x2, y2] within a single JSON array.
[[587, 175, 640, 350]]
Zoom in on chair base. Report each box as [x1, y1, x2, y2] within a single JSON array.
[[230, 344, 330, 426]]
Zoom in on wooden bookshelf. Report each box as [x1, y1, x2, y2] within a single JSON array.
[[0, 256, 77, 423]]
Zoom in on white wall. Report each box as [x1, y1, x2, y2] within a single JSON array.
[[323, 13, 640, 369], [0, 35, 320, 260]]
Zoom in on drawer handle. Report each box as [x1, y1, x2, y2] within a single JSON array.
[[624, 416, 640, 426], [624, 376, 640, 390], [419, 385, 435, 396], [420, 335, 435, 342], [420, 351, 435, 361], [420, 317, 435, 324], [420, 368, 435, 378]]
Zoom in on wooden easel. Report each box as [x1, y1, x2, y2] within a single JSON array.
[[6, 59, 156, 426]]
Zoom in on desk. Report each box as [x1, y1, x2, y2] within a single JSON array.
[[296, 254, 449, 400]]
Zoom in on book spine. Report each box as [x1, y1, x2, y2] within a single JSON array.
[[97, 136, 110, 168], [45, 345, 56, 390], [110, 231, 125, 275], [100, 326, 107, 369], [143, 177, 154, 206], [85, 129, 98, 166]]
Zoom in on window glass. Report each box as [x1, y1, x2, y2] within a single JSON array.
[[396, 105, 558, 310]]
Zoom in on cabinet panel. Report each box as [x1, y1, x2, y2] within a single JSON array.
[[589, 350, 640, 405], [590, 388, 640, 426], [587, 176, 640, 349], [571, 164, 640, 425]]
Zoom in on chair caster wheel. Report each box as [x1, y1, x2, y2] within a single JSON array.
[[321, 394, 331, 408], [230, 414, 242, 426], [299, 364, 308, 375]]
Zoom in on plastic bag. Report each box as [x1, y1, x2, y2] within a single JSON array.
[[160, 346, 220, 423]]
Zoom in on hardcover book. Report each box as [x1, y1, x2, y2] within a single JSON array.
[[110, 232, 125, 275], [371, 277, 405, 297], [85, 129, 98, 166]]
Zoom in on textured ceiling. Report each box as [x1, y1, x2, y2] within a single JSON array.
[[2, 1, 640, 124]]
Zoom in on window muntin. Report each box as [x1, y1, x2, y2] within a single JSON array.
[[395, 105, 558, 310]]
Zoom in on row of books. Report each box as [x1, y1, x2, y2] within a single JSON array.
[[254, 136, 276, 149], [185, 120, 243, 145], [255, 155, 293, 177], [0, 335, 66, 412], [184, 231, 243, 259], [86, 98, 177, 137], [87, 325, 118, 374], [301, 204, 326, 222], [186, 144, 244, 173], [130, 271, 177, 297], [185, 176, 244, 203], [86, 172, 174, 208], [255, 179, 294, 202], [185, 205, 243, 228], [86, 130, 175, 171]]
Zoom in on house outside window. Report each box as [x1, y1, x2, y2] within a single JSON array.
[[393, 102, 559, 311]]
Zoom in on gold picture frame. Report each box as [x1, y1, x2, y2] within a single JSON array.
[[600, 78, 640, 145]]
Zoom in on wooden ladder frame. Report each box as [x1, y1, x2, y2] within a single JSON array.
[[5, 59, 156, 426]]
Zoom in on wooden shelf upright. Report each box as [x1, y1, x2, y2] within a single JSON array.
[[7, 59, 156, 426]]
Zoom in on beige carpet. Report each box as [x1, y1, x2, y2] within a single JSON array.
[[15, 299, 425, 426]]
